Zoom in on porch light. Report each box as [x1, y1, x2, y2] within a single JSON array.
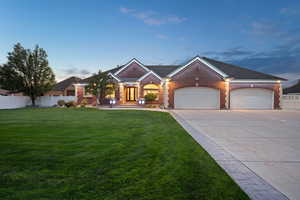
[[109, 99, 116, 108], [138, 98, 145, 105]]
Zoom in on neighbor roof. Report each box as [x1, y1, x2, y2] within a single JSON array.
[[53, 76, 81, 91], [283, 80, 300, 94]]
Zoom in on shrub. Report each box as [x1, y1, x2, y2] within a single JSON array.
[[65, 101, 76, 108], [81, 99, 88, 107], [144, 93, 157, 102], [57, 100, 65, 107]]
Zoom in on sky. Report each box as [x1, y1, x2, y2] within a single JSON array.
[[0, 0, 300, 82]]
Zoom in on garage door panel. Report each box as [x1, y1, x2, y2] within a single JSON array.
[[230, 88, 273, 110], [174, 87, 220, 109]]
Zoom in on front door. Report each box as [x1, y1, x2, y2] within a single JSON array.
[[126, 87, 137, 101]]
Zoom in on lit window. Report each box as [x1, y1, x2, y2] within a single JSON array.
[[83, 88, 93, 97], [143, 84, 159, 100]]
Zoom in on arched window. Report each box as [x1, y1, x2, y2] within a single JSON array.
[[143, 84, 159, 100]]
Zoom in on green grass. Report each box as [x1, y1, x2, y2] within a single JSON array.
[[0, 108, 249, 200]]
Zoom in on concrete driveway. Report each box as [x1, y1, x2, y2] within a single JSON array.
[[172, 110, 300, 200]]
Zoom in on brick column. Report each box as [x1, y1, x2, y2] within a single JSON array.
[[163, 79, 169, 108]]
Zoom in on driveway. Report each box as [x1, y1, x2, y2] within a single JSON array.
[[172, 110, 300, 200]]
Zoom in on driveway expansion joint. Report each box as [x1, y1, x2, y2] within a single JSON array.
[[170, 111, 289, 200]]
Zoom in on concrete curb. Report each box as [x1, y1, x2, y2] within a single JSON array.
[[170, 111, 289, 200]]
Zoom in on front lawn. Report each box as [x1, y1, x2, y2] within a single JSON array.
[[0, 108, 249, 200]]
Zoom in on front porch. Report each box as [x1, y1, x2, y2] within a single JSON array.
[[117, 82, 162, 105]]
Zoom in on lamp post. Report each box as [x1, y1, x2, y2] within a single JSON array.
[[109, 99, 116, 108]]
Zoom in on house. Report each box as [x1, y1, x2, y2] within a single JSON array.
[[46, 76, 81, 96], [74, 56, 286, 109], [283, 79, 300, 95], [0, 88, 23, 96]]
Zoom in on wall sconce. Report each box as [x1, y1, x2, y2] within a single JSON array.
[[109, 99, 116, 108], [138, 98, 145, 105]]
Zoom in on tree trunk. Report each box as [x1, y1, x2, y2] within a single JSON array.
[[96, 93, 101, 105], [31, 96, 36, 107]]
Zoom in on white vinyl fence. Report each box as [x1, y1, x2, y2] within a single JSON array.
[[281, 95, 300, 110], [0, 96, 76, 109], [0, 96, 31, 109], [35, 96, 76, 107]]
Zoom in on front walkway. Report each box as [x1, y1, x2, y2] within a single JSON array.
[[171, 110, 293, 200]]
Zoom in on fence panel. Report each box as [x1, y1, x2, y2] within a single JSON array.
[[281, 95, 300, 110], [0, 96, 31, 109], [36, 96, 77, 107], [0, 96, 77, 109]]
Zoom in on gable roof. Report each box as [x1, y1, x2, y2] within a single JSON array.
[[146, 65, 181, 77], [283, 80, 300, 94], [79, 56, 286, 83], [137, 70, 162, 82], [167, 56, 229, 78], [202, 57, 286, 81], [114, 58, 149, 75], [53, 76, 81, 91]]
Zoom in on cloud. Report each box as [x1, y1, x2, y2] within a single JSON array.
[[156, 34, 168, 39], [120, 7, 134, 14], [119, 7, 186, 25], [202, 47, 254, 59], [201, 20, 300, 81], [60, 67, 92, 81], [79, 69, 90, 75], [280, 7, 300, 15]]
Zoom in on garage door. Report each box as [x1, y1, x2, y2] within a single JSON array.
[[230, 88, 273, 109], [174, 87, 220, 109]]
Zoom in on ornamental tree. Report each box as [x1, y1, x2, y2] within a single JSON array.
[[0, 43, 55, 106]]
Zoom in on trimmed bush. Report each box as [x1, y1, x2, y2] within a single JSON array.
[[65, 101, 76, 108], [144, 93, 157, 102], [57, 100, 65, 107], [81, 99, 88, 107]]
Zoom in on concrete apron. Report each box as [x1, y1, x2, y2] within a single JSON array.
[[170, 111, 288, 200]]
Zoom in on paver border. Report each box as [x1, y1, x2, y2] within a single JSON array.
[[170, 111, 289, 200]]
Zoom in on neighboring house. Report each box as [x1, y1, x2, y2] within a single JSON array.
[[74, 56, 286, 109], [0, 88, 23, 96], [283, 79, 300, 95], [46, 76, 81, 96]]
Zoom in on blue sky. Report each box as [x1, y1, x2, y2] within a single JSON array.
[[0, 0, 300, 81]]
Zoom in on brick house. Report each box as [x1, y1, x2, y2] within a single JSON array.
[[74, 56, 286, 109], [46, 76, 81, 96]]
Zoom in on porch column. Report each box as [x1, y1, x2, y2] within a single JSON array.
[[137, 82, 140, 99], [225, 80, 230, 109], [279, 82, 283, 109], [119, 83, 124, 104], [163, 79, 169, 108]]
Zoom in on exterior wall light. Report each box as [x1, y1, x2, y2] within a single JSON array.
[[138, 98, 145, 105], [109, 99, 116, 108]]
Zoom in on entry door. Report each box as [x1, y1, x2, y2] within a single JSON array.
[[126, 87, 137, 101]]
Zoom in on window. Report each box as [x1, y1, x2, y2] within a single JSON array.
[[105, 84, 116, 99], [83, 87, 93, 97], [143, 84, 159, 100]]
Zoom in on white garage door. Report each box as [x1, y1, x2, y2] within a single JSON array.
[[174, 87, 220, 109], [230, 88, 273, 110]]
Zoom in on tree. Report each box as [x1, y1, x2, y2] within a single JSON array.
[[85, 70, 116, 105], [0, 43, 55, 106]]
